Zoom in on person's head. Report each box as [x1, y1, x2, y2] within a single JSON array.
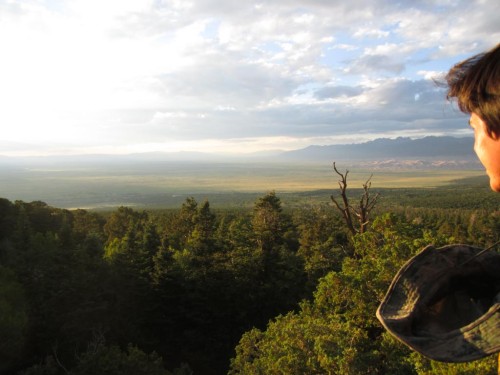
[[445, 44, 500, 191]]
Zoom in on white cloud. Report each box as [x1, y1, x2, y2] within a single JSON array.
[[0, 0, 495, 156], [353, 27, 390, 39], [417, 70, 444, 80]]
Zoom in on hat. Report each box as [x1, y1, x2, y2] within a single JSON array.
[[376, 244, 500, 362]]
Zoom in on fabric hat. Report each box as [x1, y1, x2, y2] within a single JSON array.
[[376, 243, 500, 362]]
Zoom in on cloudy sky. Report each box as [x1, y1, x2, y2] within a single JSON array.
[[1, 0, 499, 156]]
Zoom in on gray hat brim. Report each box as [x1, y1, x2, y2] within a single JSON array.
[[376, 244, 500, 362]]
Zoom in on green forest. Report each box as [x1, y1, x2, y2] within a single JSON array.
[[1, 181, 499, 374]]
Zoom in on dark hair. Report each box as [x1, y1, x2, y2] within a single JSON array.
[[445, 43, 500, 137]]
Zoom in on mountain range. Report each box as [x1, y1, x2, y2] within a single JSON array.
[[0, 136, 480, 169], [277, 136, 476, 161]]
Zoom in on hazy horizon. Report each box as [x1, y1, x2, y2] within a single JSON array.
[[1, 1, 499, 157], [0, 134, 475, 159]]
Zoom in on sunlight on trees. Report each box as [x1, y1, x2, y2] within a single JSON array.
[[0, 189, 498, 374]]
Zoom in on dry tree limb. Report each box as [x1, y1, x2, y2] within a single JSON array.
[[331, 162, 379, 236]]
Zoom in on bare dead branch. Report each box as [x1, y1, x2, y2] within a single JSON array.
[[331, 162, 380, 236], [52, 344, 70, 374]]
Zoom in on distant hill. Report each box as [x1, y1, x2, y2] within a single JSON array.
[[278, 136, 476, 161], [0, 136, 479, 170]]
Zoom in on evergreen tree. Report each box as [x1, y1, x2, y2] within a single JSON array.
[[0, 265, 28, 373], [252, 191, 285, 252]]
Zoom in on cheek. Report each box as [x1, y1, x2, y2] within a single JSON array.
[[473, 137, 486, 163], [475, 135, 500, 191], [473, 131, 492, 163]]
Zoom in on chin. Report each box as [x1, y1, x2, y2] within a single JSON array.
[[490, 180, 500, 192]]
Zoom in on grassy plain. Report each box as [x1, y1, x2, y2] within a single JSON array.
[[0, 160, 491, 209]]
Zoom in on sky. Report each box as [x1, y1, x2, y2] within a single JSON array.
[[0, 0, 499, 156]]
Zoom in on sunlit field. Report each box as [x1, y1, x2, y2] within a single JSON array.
[[0, 160, 489, 209]]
